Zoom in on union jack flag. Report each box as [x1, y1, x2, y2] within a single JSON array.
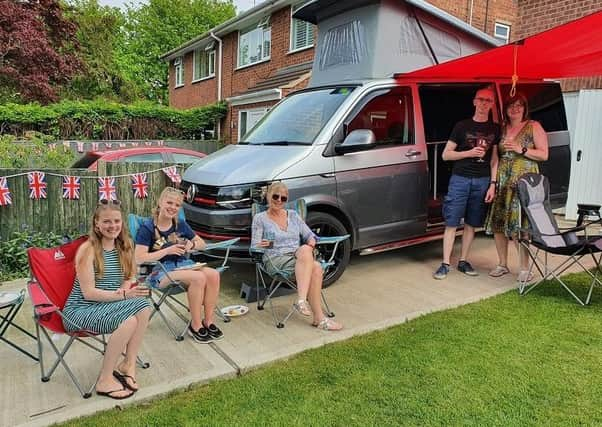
[[48, 143, 56, 150], [0, 177, 12, 206], [131, 173, 148, 199], [92, 142, 99, 151], [162, 166, 181, 184], [157, 140, 164, 146], [119, 142, 126, 148], [98, 177, 117, 201], [104, 142, 113, 149], [62, 175, 81, 200], [144, 141, 152, 146], [28, 171, 47, 199], [76, 141, 84, 152], [131, 142, 139, 147]]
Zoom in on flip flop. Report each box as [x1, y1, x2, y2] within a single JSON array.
[[113, 370, 139, 392], [96, 387, 134, 400]]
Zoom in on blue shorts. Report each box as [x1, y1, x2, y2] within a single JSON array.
[[443, 174, 490, 228], [146, 258, 195, 288]]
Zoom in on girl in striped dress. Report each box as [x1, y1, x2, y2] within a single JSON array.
[[63, 200, 151, 400]]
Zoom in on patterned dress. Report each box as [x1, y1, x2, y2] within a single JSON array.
[[485, 121, 540, 237], [63, 249, 150, 334]]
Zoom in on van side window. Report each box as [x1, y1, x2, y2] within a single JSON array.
[[344, 86, 415, 147]]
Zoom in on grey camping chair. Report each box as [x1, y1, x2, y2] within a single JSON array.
[[517, 173, 602, 305], [250, 199, 350, 328]]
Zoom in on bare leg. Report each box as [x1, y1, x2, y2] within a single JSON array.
[[307, 261, 324, 324], [513, 239, 530, 271], [442, 226, 457, 264], [459, 224, 475, 261], [493, 232, 509, 267], [201, 268, 220, 325], [96, 316, 138, 396], [117, 307, 151, 389], [294, 245, 315, 300], [160, 270, 206, 331]]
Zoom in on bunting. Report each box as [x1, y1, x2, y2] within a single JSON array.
[[98, 177, 117, 201], [131, 173, 149, 199], [28, 171, 47, 199], [162, 166, 181, 184], [0, 177, 11, 206], [62, 176, 81, 200]]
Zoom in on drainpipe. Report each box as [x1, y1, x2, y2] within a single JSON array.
[[468, 0, 474, 26], [210, 32, 223, 140]]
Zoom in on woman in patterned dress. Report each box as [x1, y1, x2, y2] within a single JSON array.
[[485, 93, 549, 282], [63, 200, 151, 400]]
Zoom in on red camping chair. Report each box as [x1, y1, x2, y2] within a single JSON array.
[[27, 237, 149, 398]]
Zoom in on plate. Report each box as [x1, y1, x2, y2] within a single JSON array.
[[173, 262, 207, 271], [220, 305, 249, 317], [0, 292, 20, 307]]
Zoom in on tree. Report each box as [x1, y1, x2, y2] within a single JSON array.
[[118, 0, 236, 102], [0, 0, 81, 103], [64, 0, 139, 101]]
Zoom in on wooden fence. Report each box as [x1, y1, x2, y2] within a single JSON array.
[[0, 161, 187, 240]]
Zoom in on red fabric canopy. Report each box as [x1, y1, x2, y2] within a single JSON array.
[[397, 11, 602, 81]]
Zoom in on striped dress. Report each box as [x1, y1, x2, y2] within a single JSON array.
[[63, 249, 150, 334]]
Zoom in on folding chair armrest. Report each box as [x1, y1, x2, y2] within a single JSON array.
[[316, 235, 350, 245], [249, 247, 265, 264], [27, 280, 59, 317], [202, 238, 240, 270]]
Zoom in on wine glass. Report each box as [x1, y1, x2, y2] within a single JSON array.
[[475, 138, 490, 163], [263, 230, 275, 248]]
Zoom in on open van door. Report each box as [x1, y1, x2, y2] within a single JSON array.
[[327, 85, 429, 249]]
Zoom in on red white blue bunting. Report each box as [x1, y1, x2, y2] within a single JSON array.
[[98, 177, 117, 201], [28, 171, 47, 199], [0, 177, 12, 206], [162, 166, 181, 184], [131, 173, 149, 199], [62, 176, 81, 200]]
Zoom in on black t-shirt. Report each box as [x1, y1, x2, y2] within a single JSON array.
[[448, 118, 500, 178]]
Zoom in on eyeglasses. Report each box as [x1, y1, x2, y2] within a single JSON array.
[[271, 194, 288, 202], [98, 199, 121, 206], [165, 187, 184, 195], [475, 97, 494, 104], [508, 103, 525, 109]]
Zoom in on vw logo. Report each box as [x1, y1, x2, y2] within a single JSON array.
[[186, 184, 196, 203]]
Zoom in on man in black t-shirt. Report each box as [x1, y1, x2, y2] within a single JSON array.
[[433, 87, 500, 280]]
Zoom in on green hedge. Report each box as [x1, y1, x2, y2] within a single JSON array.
[[0, 100, 227, 140]]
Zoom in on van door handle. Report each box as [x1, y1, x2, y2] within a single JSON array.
[[405, 150, 421, 157], [576, 150, 582, 162], [320, 173, 335, 178]]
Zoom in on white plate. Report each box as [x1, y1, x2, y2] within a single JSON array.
[[173, 262, 207, 271], [220, 305, 249, 317], [0, 292, 20, 307]]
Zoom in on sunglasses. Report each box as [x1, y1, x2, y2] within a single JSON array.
[[271, 194, 288, 202], [98, 199, 121, 206], [165, 187, 184, 195]]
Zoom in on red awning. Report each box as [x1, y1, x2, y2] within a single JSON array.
[[397, 11, 602, 81]]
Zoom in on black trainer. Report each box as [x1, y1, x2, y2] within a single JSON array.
[[457, 260, 479, 276], [187, 325, 212, 343], [203, 321, 224, 340]]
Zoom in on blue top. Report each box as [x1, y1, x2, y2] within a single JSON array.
[[135, 218, 196, 263], [251, 209, 314, 257]]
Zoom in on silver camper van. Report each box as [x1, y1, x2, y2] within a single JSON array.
[[180, 1, 571, 285]]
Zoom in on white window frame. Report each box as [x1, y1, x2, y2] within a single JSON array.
[[290, 3, 315, 53], [192, 49, 216, 82], [494, 22, 511, 44], [237, 19, 272, 69], [238, 107, 268, 141], [174, 56, 184, 88]]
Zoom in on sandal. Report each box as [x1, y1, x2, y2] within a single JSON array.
[[293, 299, 312, 316], [489, 265, 510, 277], [313, 317, 343, 331], [96, 386, 134, 400], [517, 270, 534, 283], [113, 370, 138, 392]]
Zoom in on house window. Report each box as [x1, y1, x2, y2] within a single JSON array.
[[193, 49, 216, 81], [238, 19, 271, 68], [239, 108, 267, 141], [494, 22, 511, 44], [174, 56, 184, 87], [290, 3, 314, 52]]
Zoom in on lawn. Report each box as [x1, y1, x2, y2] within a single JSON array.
[[63, 272, 602, 426]]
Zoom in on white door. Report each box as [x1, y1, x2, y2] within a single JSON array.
[[239, 108, 267, 141], [565, 90, 602, 219]]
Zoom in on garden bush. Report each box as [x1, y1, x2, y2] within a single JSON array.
[[0, 134, 75, 168], [0, 100, 227, 140]]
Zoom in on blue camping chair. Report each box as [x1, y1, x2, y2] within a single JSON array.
[[128, 213, 239, 341], [250, 199, 350, 328]]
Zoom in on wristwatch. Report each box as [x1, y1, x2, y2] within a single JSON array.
[[521, 146, 528, 155]]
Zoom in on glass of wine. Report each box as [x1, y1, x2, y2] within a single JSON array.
[[475, 138, 490, 163]]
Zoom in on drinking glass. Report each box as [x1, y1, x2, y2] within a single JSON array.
[[475, 138, 490, 163], [263, 230, 275, 248]]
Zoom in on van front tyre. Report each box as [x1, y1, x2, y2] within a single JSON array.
[[306, 212, 351, 287]]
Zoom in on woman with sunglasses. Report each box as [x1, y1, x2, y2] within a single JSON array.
[[63, 199, 151, 400], [251, 182, 343, 331], [134, 187, 223, 344], [485, 92, 549, 282]]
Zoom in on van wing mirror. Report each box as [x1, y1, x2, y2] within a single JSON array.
[[335, 129, 376, 155]]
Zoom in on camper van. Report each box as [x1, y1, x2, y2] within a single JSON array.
[[179, 1, 571, 285]]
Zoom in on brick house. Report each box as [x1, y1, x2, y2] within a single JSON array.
[[161, 0, 517, 144]]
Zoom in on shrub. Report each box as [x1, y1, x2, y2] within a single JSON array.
[[0, 134, 75, 168]]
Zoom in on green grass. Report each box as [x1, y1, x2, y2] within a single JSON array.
[[63, 272, 602, 427]]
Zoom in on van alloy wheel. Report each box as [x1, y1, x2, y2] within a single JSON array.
[[306, 212, 351, 287]]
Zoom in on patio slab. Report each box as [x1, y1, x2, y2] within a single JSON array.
[[1, 234, 599, 426]]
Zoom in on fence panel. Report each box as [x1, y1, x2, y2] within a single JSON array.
[[0, 162, 186, 240]]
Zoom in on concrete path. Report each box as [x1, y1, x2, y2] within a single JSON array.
[[0, 235, 597, 426]]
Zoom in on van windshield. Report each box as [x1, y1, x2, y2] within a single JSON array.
[[240, 86, 356, 145]]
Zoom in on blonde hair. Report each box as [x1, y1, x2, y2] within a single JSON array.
[[84, 202, 135, 280], [153, 186, 184, 225], [266, 182, 288, 203]]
